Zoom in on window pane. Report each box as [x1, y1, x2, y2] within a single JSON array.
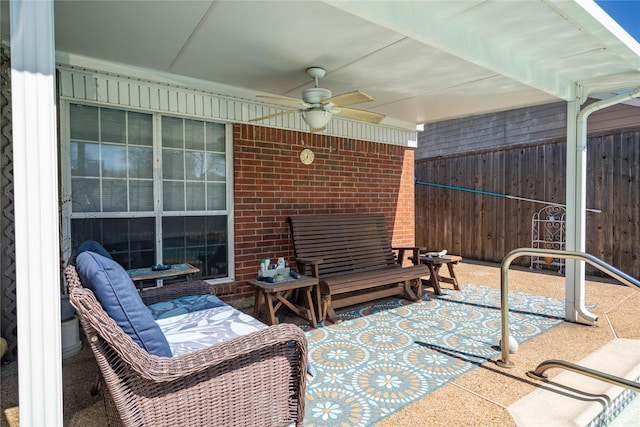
[[186, 216, 206, 247], [71, 178, 100, 212], [129, 180, 153, 211], [71, 141, 100, 177], [160, 117, 226, 214], [163, 217, 185, 249], [163, 181, 184, 211], [128, 111, 153, 146], [71, 217, 155, 269], [186, 182, 205, 211], [162, 149, 184, 180], [128, 147, 153, 179], [102, 179, 128, 212], [70, 104, 98, 141], [207, 183, 226, 210], [70, 105, 157, 215], [101, 108, 126, 143], [206, 153, 226, 181], [162, 216, 228, 279], [185, 119, 204, 150], [206, 122, 225, 152], [163, 248, 184, 264], [186, 152, 206, 181], [102, 144, 127, 178], [162, 116, 183, 148], [204, 216, 228, 278]]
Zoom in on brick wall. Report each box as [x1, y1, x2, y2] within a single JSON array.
[[223, 123, 416, 304]]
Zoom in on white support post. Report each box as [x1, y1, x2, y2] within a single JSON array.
[[10, 0, 63, 425], [565, 85, 640, 324], [564, 90, 587, 323]]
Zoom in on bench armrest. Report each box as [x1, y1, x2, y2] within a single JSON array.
[[294, 257, 324, 278], [392, 247, 426, 265]]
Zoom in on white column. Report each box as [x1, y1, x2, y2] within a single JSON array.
[[565, 86, 640, 324], [564, 91, 585, 323], [10, 0, 63, 425]]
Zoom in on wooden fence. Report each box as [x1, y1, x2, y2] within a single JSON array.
[[415, 128, 640, 278]]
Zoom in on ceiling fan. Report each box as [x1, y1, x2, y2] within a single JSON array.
[[250, 67, 385, 132]]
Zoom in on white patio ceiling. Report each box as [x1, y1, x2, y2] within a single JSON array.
[[4, 0, 639, 130]]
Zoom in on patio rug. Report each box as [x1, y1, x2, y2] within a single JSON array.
[[298, 284, 568, 427]]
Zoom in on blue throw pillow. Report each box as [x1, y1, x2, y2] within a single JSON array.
[[75, 251, 172, 357], [148, 294, 226, 320], [77, 240, 112, 260]]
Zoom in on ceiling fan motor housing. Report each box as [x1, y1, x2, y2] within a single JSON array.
[[302, 87, 332, 105]]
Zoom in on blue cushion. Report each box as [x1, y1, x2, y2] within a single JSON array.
[[75, 251, 172, 357], [77, 240, 112, 260], [148, 294, 226, 320]]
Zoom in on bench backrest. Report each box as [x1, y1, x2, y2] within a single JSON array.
[[287, 214, 398, 278]]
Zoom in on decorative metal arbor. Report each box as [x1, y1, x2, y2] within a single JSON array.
[[531, 205, 566, 274]]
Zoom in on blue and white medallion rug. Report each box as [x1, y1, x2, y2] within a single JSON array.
[[300, 284, 568, 427]]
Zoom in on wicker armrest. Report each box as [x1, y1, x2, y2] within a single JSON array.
[[139, 279, 215, 305]]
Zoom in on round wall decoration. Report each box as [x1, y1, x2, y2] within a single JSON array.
[[300, 148, 315, 165]]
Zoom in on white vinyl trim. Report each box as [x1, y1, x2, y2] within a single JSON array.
[[57, 65, 418, 147]]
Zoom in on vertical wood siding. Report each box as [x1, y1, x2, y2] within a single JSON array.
[[415, 129, 640, 278]]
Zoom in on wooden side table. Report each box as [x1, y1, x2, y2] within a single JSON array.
[[248, 275, 319, 328], [127, 263, 200, 289], [418, 254, 462, 295]]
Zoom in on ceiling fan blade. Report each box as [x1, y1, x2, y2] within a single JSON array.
[[333, 107, 385, 124], [323, 90, 374, 107], [249, 109, 300, 122], [257, 95, 309, 107]]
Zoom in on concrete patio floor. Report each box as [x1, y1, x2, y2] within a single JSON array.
[[1, 260, 639, 426]]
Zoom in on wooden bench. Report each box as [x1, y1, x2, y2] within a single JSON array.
[[287, 214, 430, 323]]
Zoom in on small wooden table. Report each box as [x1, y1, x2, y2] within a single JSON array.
[[248, 275, 319, 328], [127, 263, 200, 289], [418, 254, 462, 295]]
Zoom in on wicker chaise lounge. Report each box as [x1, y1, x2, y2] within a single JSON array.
[[65, 263, 307, 427]]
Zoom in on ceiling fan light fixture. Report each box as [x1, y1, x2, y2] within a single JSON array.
[[252, 66, 385, 129], [302, 109, 332, 130]]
